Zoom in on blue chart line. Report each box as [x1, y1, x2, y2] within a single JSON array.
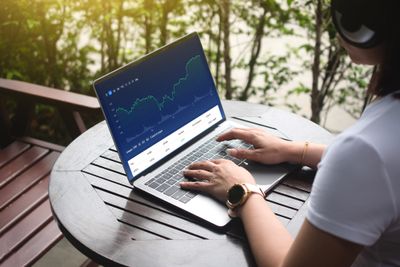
[[116, 55, 201, 114]]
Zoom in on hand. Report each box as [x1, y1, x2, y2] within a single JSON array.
[[217, 128, 291, 165], [180, 159, 256, 202]]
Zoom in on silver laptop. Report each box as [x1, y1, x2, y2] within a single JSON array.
[[93, 32, 296, 228]]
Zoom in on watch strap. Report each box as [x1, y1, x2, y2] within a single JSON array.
[[243, 183, 266, 198], [226, 183, 265, 217]]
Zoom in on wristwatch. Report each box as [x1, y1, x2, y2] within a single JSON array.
[[226, 183, 265, 217]]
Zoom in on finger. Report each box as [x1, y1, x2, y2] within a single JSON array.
[[209, 158, 230, 164], [217, 128, 257, 144], [188, 160, 216, 171], [216, 128, 248, 141], [180, 180, 214, 193], [183, 169, 213, 181], [227, 148, 258, 160]]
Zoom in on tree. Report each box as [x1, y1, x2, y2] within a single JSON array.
[[1, 0, 373, 145], [290, 0, 370, 124]]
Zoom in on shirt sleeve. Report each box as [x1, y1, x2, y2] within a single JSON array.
[[307, 135, 395, 246]]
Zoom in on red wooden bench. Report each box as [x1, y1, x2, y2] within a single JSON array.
[[0, 78, 101, 266]]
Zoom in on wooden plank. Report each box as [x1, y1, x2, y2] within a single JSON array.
[[0, 152, 59, 212], [101, 149, 121, 163], [0, 176, 49, 231], [83, 164, 132, 188], [266, 201, 297, 219], [273, 184, 309, 201], [108, 206, 187, 240], [91, 157, 125, 175], [0, 146, 48, 188], [266, 192, 304, 210], [0, 200, 53, 261], [0, 141, 30, 168], [1, 219, 62, 267], [82, 171, 184, 216], [283, 178, 312, 193], [95, 189, 225, 240]]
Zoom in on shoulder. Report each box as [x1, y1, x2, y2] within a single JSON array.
[[317, 133, 382, 176], [308, 134, 396, 246]]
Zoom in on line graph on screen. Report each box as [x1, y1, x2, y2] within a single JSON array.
[[113, 54, 215, 142]]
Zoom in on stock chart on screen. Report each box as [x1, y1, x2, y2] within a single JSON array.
[[94, 34, 224, 179]]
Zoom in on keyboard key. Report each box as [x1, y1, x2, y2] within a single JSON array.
[[149, 182, 160, 189], [172, 189, 187, 200], [164, 186, 180, 196], [155, 177, 167, 184], [166, 179, 176, 185], [185, 192, 197, 199], [145, 178, 155, 185], [156, 183, 170, 193], [179, 196, 192, 203]]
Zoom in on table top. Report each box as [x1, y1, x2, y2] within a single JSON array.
[[49, 100, 333, 267]]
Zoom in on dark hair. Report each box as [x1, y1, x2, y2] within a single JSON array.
[[367, 1, 400, 99]]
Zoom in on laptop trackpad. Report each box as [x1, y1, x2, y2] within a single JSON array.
[[246, 161, 296, 191]]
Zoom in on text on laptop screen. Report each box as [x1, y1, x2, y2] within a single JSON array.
[[94, 34, 225, 182]]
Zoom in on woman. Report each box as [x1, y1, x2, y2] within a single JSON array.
[[180, 0, 400, 266]]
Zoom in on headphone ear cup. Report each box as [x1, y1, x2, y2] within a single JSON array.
[[333, 11, 376, 46], [331, 0, 384, 48]]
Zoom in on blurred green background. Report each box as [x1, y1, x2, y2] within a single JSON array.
[[0, 0, 372, 145]]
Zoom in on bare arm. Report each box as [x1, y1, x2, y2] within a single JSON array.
[[284, 141, 326, 169], [239, 195, 363, 267]]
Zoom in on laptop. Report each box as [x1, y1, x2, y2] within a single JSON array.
[[92, 32, 296, 228]]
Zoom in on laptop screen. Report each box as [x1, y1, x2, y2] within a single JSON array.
[[93, 33, 225, 182]]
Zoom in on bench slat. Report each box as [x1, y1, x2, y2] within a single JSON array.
[[0, 146, 49, 188], [0, 176, 49, 231], [0, 152, 59, 216], [0, 141, 30, 168], [0, 200, 53, 261], [0, 219, 62, 267]]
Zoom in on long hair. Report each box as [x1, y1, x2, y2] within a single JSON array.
[[367, 1, 400, 99]]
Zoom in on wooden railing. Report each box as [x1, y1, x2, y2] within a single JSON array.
[[0, 78, 102, 147]]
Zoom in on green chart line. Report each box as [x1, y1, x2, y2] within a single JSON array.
[[116, 55, 201, 114]]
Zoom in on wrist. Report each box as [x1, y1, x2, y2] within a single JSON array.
[[285, 141, 305, 164], [226, 183, 265, 217]]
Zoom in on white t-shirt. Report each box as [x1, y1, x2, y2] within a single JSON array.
[[307, 93, 400, 266]]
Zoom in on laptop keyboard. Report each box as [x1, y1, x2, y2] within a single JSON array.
[[144, 138, 253, 204]]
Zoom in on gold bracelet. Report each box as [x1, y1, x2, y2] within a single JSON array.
[[300, 141, 309, 165]]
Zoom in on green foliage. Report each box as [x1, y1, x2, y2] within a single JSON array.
[[1, 0, 372, 143]]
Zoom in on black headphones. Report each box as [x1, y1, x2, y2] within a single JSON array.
[[331, 0, 390, 49]]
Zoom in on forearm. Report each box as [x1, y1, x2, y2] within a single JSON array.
[[284, 141, 326, 169], [239, 194, 293, 267]]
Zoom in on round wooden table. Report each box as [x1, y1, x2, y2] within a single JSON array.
[[49, 100, 332, 267]]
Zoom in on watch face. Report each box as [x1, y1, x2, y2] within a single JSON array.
[[228, 184, 245, 204]]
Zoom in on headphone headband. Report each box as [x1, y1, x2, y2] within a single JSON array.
[[331, 0, 388, 48]]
